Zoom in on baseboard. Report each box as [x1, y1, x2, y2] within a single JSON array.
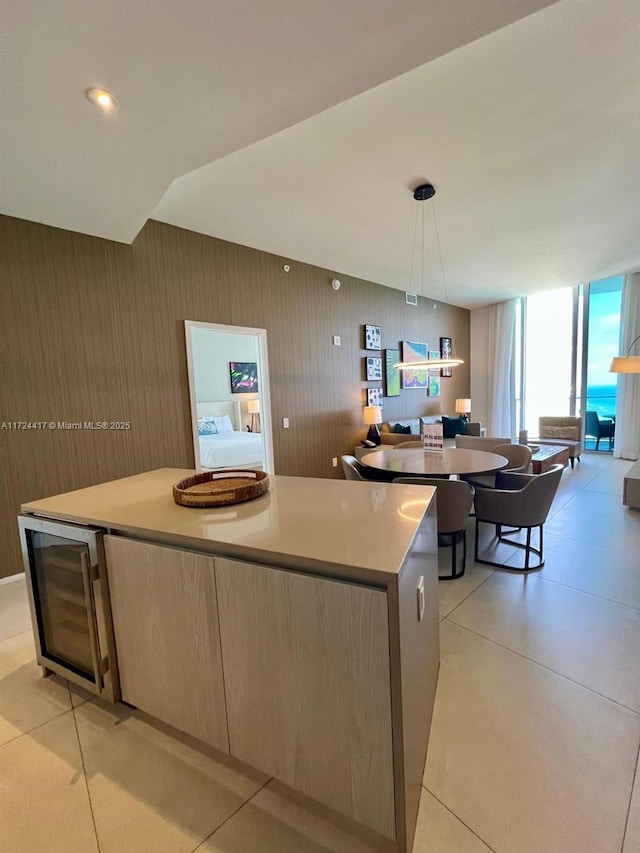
[[0, 572, 26, 586]]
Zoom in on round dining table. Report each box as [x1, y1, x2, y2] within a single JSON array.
[[360, 447, 509, 479]]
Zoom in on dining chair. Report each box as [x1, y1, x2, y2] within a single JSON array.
[[464, 442, 531, 489], [585, 410, 615, 451], [393, 477, 474, 580], [473, 463, 563, 571], [455, 435, 511, 452], [341, 455, 368, 481]]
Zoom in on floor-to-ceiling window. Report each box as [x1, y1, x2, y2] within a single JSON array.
[[521, 287, 575, 435], [516, 276, 623, 449], [584, 276, 623, 448]]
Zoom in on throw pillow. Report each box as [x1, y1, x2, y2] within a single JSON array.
[[393, 423, 412, 434], [442, 415, 467, 439], [198, 417, 218, 436], [542, 425, 579, 440]]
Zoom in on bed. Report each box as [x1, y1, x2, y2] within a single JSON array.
[[196, 401, 264, 470]]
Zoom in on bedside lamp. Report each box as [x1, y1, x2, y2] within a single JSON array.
[[455, 398, 471, 421], [248, 399, 261, 433], [363, 405, 383, 444]]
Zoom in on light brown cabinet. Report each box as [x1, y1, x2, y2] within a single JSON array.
[[215, 557, 396, 839], [104, 536, 229, 753]]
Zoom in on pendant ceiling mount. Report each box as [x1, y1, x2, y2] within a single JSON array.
[[413, 183, 436, 202]]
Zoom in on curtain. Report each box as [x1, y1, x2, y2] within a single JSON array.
[[613, 271, 640, 460], [487, 299, 517, 437]]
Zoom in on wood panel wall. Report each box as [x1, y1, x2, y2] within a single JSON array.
[[0, 214, 470, 578]]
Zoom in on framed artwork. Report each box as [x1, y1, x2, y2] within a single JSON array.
[[428, 350, 441, 396], [366, 356, 382, 381], [385, 348, 400, 397], [366, 388, 383, 408], [440, 336, 453, 377], [229, 362, 258, 393], [401, 341, 428, 389], [364, 324, 382, 351]]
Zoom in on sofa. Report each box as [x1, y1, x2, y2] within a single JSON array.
[[379, 416, 481, 446], [532, 416, 582, 468]]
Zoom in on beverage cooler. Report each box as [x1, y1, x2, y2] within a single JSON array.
[[18, 515, 119, 702]]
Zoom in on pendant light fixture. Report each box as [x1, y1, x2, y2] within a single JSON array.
[[395, 183, 463, 371]]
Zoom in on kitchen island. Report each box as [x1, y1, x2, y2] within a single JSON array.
[[21, 469, 439, 853]]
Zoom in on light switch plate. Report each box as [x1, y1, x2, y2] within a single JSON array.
[[282, 417, 290, 428], [333, 335, 341, 346]]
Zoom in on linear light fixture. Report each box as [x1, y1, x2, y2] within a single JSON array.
[[395, 183, 464, 371], [610, 334, 640, 373]]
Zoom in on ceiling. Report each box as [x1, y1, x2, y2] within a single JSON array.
[[3, 0, 639, 307]]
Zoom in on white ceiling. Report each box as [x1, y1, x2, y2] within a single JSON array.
[[3, 0, 639, 306]]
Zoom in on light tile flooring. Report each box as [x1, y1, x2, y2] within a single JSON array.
[[1, 453, 639, 852]]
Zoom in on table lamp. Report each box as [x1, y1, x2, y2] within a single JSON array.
[[455, 398, 471, 421], [363, 405, 382, 444], [247, 399, 261, 433]]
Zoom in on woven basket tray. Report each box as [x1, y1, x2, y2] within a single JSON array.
[[173, 470, 269, 507]]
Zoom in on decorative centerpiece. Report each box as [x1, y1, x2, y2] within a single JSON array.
[[173, 470, 269, 507]]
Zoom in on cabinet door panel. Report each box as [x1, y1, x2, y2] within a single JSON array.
[[105, 536, 228, 753], [216, 557, 395, 839]]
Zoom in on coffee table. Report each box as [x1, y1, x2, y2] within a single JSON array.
[[530, 443, 570, 474]]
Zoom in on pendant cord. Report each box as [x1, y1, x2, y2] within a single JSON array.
[[431, 198, 448, 305], [421, 200, 425, 300], [408, 203, 419, 293]]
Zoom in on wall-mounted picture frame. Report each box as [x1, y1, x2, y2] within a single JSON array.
[[401, 341, 428, 389], [366, 357, 382, 381], [229, 362, 258, 393], [385, 348, 400, 397], [364, 324, 382, 351], [428, 351, 441, 396], [366, 387, 383, 408], [439, 336, 453, 377]]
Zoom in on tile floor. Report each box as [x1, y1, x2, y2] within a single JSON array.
[[1, 453, 639, 852]]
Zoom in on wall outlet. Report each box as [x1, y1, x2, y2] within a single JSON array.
[[282, 417, 290, 429], [333, 335, 341, 346], [332, 457, 338, 467]]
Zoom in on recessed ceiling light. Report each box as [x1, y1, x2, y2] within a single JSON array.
[[85, 87, 118, 111]]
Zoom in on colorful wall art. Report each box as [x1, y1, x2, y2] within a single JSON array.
[[401, 341, 428, 389], [385, 348, 400, 397], [229, 362, 258, 393], [428, 351, 441, 396]]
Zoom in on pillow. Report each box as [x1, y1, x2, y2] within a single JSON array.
[[442, 415, 467, 439], [198, 417, 218, 436], [393, 423, 412, 434], [541, 425, 579, 440], [212, 414, 234, 434]]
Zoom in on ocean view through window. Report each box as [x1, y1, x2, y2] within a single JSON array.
[[516, 276, 622, 449]]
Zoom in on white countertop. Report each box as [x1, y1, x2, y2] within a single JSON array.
[[21, 469, 436, 584]]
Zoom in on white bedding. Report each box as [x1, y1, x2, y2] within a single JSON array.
[[199, 431, 263, 469]]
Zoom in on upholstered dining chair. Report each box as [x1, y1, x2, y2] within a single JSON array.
[[473, 463, 563, 571], [455, 435, 511, 452], [341, 455, 368, 481], [393, 477, 474, 580], [585, 410, 615, 451], [464, 442, 532, 489]]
